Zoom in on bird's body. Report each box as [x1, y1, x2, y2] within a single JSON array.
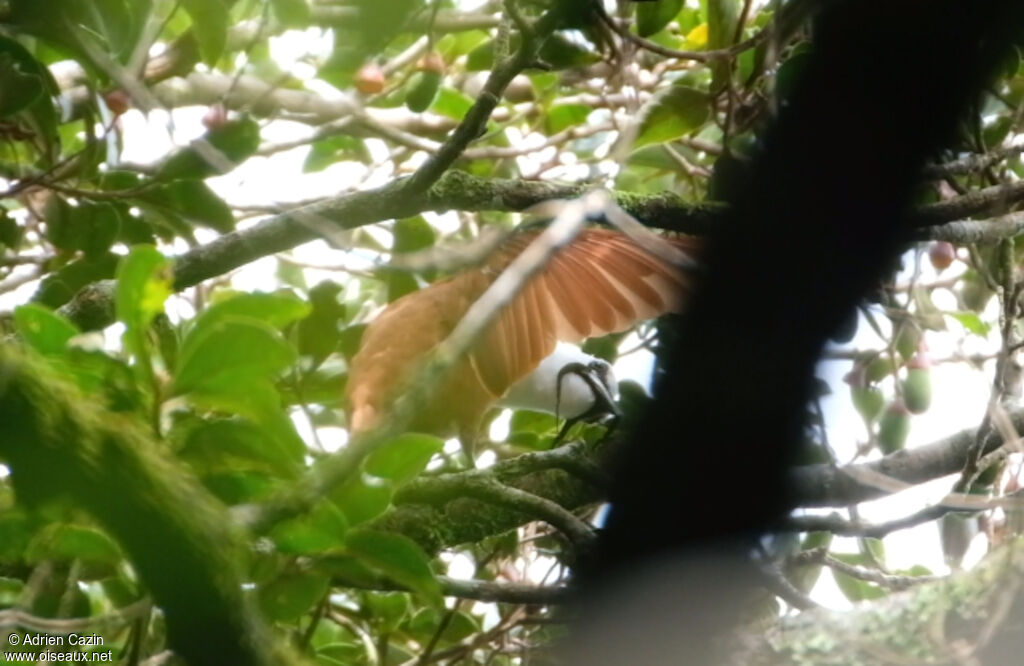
[[346, 228, 699, 443]]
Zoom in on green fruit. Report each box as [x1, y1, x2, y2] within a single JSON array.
[[878, 401, 911, 454], [865, 356, 894, 383], [960, 278, 994, 313], [902, 367, 932, 414], [851, 385, 884, 423], [894, 325, 920, 360], [405, 70, 441, 113]]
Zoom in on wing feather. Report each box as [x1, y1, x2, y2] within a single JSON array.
[[347, 226, 699, 437]]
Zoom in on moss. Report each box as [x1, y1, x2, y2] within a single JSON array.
[[764, 540, 1024, 665]]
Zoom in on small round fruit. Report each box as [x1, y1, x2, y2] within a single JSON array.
[[202, 103, 228, 130], [894, 325, 921, 360], [929, 241, 956, 272], [355, 63, 386, 95], [405, 70, 441, 113], [902, 352, 932, 414], [960, 278, 994, 313], [851, 384, 884, 424], [878, 400, 911, 454], [417, 51, 445, 74], [103, 90, 131, 116]]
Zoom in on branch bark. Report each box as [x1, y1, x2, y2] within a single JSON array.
[[789, 407, 1024, 507], [737, 537, 1024, 665], [56, 169, 1024, 332]]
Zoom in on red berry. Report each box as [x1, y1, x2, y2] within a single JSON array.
[[929, 241, 956, 272], [103, 90, 131, 116], [354, 63, 386, 95], [202, 103, 228, 130], [417, 52, 445, 74]]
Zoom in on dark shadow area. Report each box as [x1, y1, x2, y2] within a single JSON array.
[[570, 2, 1024, 663]]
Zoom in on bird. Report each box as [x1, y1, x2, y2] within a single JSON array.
[[346, 226, 699, 456]]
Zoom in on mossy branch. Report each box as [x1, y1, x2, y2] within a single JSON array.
[[738, 537, 1024, 665], [0, 345, 304, 666]]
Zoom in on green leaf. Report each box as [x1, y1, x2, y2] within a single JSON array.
[[0, 52, 44, 117], [431, 87, 474, 121], [0, 577, 24, 607], [0, 34, 62, 163], [365, 433, 444, 484], [948, 311, 991, 336], [707, 0, 741, 48], [467, 33, 600, 72], [44, 197, 122, 255], [303, 135, 372, 171], [633, 86, 710, 149], [101, 575, 142, 608], [55, 347, 143, 413], [706, 0, 741, 88], [7, 0, 146, 69], [181, 0, 230, 65], [344, 529, 442, 607], [281, 365, 346, 408], [510, 409, 558, 436], [260, 571, 329, 621], [25, 524, 121, 566], [636, 0, 684, 37], [407, 608, 480, 645], [0, 211, 22, 249], [33, 252, 119, 309], [392, 216, 436, 254], [298, 282, 346, 365], [332, 475, 393, 526], [338, 323, 367, 361], [156, 117, 261, 181], [115, 245, 171, 352], [174, 318, 296, 395], [179, 418, 297, 473], [540, 33, 603, 70], [184, 374, 305, 464], [13, 304, 79, 356], [545, 104, 592, 134], [202, 470, 279, 504], [195, 292, 311, 333], [384, 270, 419, 302], [364, 591, 411, 632], [143, 180, 235, 233], [270, 0, 310, 27], [270, 501, 348, 555]]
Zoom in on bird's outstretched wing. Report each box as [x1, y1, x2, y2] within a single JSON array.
[[347, 228, 699, 437], [470, 229, 697, 397]]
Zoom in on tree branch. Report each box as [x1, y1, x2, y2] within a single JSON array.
[[402, 8, 562, 193], [333, 573, 568, 605], [914, 211, 1024, 243], [369, 440, 605, 554], [739, 538, 1024, 665], [788, 406, 1024, 507], [53, 171, 1024, 333]]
